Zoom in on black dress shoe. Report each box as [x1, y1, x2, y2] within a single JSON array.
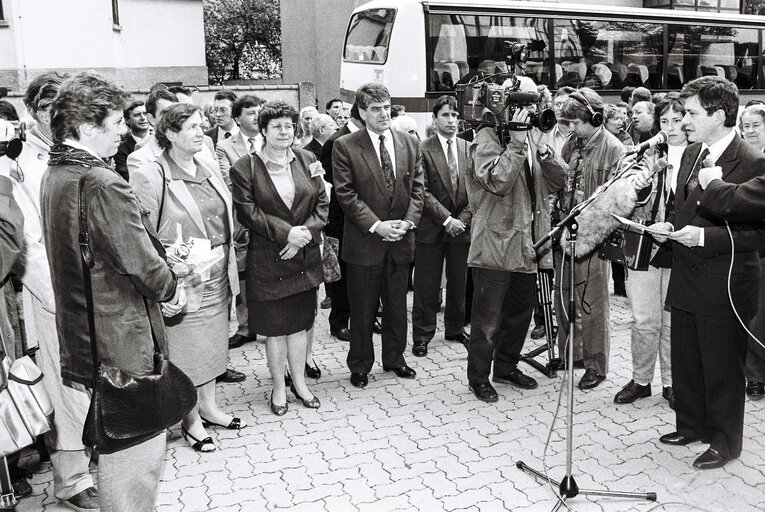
[[469, 382, 499, 403], [662, 386, 676, 409], [372, 319, 382, 334], [330, 327, 351, 341], [383, 365, 416, 379], [493, 368, 538, 389], [693, 446, 732, 470], [320, 297, 332, 309], [412, 340, 428, 357], [350, 372, 368, 388], [746, 381, 765, 400], [305, 360, 321, 379], [530, 325, 546, 340], [578, 368, 605, 390], [229, 333, 256, 349], [614, 380, 651, 404], [659, 432, 700, 446], [270, 390, 288, 416], [216, 368, 246, 383], [445, 332, 469, 348]]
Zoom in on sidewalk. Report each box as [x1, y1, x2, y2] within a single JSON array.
[[18, 293, 765, 511]]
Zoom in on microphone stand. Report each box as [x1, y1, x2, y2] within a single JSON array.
[[516, 158, 657, 510]]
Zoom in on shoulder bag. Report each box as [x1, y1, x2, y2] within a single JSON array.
[[78, 173, 196, 454]]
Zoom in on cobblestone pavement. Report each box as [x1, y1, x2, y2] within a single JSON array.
[[17, 291, 765, 511]]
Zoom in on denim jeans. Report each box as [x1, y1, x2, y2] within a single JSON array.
[[625, 266, 672, 386]]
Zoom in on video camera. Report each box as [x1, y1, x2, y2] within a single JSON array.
[[455, 40, 556, 146], [0, 120, 24, 160]]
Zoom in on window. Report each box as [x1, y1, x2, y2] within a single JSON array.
[[111, 0, 120, 27], [553, 19, 663, 90], [427, 14, 549, 92], [343, 9, 396, 64], [667, 25, 759, 89]]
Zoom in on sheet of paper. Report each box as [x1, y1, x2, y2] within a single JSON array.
[[611, 214, 672, 236]]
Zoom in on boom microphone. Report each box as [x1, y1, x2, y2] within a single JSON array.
[[626, 130, 668, 155]]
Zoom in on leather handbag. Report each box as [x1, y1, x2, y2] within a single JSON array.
[[0, 350, 54, 458], [77, 173, 196, 454], [322, 236, 342, 283]]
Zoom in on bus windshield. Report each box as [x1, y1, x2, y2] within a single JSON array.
[[344, 8, 397, 64], [428, 13, 760, 92]]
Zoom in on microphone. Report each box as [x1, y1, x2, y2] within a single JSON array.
[[702, 155, 716, 168], [653, 157, 668, 174], [626, 130, 668, 155]]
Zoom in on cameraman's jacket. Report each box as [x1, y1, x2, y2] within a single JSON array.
[[466, 128, 567, 273]]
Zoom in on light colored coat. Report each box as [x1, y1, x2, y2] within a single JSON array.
[[131, 151, 239, 309]]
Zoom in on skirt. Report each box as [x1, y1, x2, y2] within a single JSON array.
[[165, 267, 230, 386], [249, 287, 317, 337]]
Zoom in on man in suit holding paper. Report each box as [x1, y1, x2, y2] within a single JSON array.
[[653, 76, 765, 469], [332, 83, 425, 388]]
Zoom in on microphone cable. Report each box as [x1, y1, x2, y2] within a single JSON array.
[[726, 221, 765, 350]]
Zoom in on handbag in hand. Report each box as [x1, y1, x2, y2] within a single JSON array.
[[77, 173, 196, 454], [322, 236, 342, 283]]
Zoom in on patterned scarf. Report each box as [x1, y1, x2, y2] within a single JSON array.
[[47, 143, 108, 169]]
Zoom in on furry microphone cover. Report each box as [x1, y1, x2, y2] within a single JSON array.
[[561, 177, 639, 258]]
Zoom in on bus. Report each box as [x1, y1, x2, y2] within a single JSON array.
[[339, 0, 765, 133]]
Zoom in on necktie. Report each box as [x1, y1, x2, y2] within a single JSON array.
[[248, 137, 258, 154], [446, 139, 458, 193], [379, 134, 395, 198], [686, 147, 710, 195], [224, 132, 232, 139]]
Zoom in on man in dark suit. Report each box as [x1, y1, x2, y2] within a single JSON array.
[[332, 83, 425, 388], [412, 95, 471, 357], [321, 104, 364, 342], [205, 89, 238, 148], [114, 99, 150, 180], [655, 76, 765, 469]]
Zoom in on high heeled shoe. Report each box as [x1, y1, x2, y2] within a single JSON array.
[[181, 426, 215, 452], [270, 389, 288, 416], [305, 360, 321, 379], [200, 415, 246, 430], [289, 382, 320, 409]]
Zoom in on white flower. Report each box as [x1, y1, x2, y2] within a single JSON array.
[[309, 161, 325, 178]]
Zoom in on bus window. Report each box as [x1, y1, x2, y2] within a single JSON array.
[[344, 8, 396, 64], [667, 25, 759, 89], [553, 20, 663, 90], [427, 14, 548, 92]]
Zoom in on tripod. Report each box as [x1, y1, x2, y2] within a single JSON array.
[[517, 204, 656, 510], [520, 270, 562, 378]]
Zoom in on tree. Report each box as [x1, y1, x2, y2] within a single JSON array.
[[203, 0, 282, 84]]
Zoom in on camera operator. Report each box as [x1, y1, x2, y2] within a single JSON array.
[[466, 76, 567, 403], [555, 87, 627, 390]]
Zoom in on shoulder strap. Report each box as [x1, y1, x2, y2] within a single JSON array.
[[649, 167, 665, 224], [156, 159, 167, 232]]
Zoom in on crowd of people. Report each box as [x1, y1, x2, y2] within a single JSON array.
[[1, 70, 764, 511]]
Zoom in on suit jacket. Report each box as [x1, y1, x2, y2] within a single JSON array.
[[205, 126, 219, 148], [417, 135, 471, 244], [700, 172, 765, 222], [114, 132, 137, 181], [230, 148, 328, 301], [321, 125, 352, 239], [130, 151, 240, 309], [332, 128, 425, 266], [216, 131, 250, 188], [303, 137, 324, 160], [666, 137, 765, 316]]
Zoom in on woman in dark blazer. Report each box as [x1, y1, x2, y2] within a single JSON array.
[[230, 102, 328, 415]]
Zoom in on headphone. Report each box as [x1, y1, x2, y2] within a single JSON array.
[[569, 91, 603, 127]]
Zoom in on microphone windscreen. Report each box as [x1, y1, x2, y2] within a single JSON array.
[[656, 130, 668, 144], [654, 157, 669, 172]]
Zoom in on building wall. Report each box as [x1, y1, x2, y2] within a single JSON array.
[[281, 0, 644, 107], [0, 0, 207, 91]]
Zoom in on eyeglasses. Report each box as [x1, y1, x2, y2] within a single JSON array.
[[267, 123, 295, 132]]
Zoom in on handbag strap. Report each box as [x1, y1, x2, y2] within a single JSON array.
[[156, 159, 167, 232], [77, 173, 162, 376], [649, 168, 665, 224], [0, 456, 15, 509]]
